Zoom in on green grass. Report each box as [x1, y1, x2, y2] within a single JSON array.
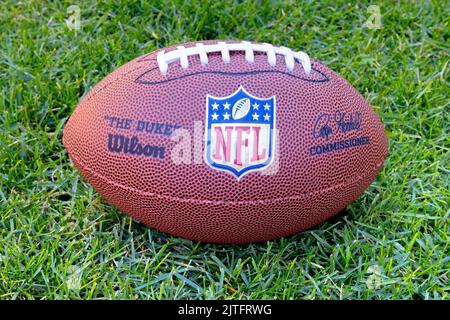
[[0, 0, 449, 299]]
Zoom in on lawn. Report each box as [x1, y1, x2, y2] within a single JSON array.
[[0, 0, 449, 299]]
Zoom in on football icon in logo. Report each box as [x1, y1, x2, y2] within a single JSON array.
[[232, 98, 251, 120], [205, 86, 276, 179]]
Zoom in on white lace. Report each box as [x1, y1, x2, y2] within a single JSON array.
[[156, 41, 311, 75]]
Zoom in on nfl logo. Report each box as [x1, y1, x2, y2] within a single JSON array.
[[205, 86, 276, 179]]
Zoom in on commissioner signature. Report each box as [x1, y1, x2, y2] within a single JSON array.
[[313, 111, 362, 140]]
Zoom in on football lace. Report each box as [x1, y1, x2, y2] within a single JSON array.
[[157, 41, 311, 75]]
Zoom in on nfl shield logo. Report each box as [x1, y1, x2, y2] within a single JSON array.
[[205, 86, 276, 179]]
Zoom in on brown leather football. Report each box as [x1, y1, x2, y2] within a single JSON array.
[[63, 40, 388, 243]]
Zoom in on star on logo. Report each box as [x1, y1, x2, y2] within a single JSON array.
[[263, 113, 271, 121], [211, 113, 219, 120], [211, 102, 219, 110], [223, 102, 231, 110], [252, 112, 260, 121], [223, 112, 230, 120], [263, 103, 271, 111], [252, 102, 259, 110]]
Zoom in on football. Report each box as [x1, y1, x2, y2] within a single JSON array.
[[63, 40, 388, 243]]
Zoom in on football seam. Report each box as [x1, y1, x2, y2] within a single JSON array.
[[81, 57, 328, 104], [134, 66, 329, 85], [83, 64, 147, 103], [67, 151, 385, 206]]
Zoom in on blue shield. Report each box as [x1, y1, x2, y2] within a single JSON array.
[[205, 86, 276, 179]]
